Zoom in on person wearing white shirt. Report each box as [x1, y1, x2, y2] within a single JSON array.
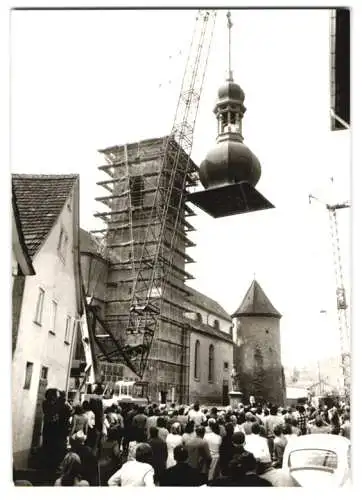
[[204, 420, 222, 481], [108, 443, 155, 486], [188, 403, 206, 427], [244, 423, 271, 464]]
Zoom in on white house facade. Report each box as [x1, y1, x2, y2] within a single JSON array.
[[11, 174, 83, 468]]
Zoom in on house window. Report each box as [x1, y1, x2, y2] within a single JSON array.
[[24, 362, 33, 389], [49, 300, 57, 335], [213, 319, 220, 330], [41, 366, 48, 380], [58, 227, 68, 261], [194, 340, 200, 379], [130, 176, 144, 207], [208, 344, 215, 383], [34, 288, 45, 325], [64, 315, 72, 344], [195, 312, 202, 323]]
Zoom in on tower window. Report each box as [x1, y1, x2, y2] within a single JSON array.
[[254, 347, 264, 371], [194, 340, 200, 380], [130, 176, 144, 207], [208, 344, 215, 383]]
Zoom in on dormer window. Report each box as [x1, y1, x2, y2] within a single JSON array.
[[195, 312, 202, 323]]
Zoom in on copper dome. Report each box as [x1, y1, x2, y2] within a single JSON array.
[[217, 80, 245, 103], [199, 140, 261, 190]]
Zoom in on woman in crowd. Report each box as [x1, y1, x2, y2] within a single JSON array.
[[108, 443, 155, 486], [70, 405, 88, 437], [166, 423, 183, 469], [54, 452, 89, 486]]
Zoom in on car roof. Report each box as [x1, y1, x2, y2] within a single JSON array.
[[285, 434, 350, 453]]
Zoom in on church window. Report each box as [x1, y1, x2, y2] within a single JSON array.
[[194, 340, 200, 379], [208, 344, 215, 383], [213, 319, 220, 330]]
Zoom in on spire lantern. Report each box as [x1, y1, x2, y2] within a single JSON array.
[[188, 11, 275, 218]]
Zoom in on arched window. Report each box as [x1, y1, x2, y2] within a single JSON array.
[[195, 312, 202, 323], [194, 340, 200, 379], [229, 325, 233, 335], [208, 344, 215, 383], [213, 319, 220, 330]]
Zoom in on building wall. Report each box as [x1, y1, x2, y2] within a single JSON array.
[[234, 316, 285, 405], [188, 330, 233, 406], [12, 193, 79, 468]]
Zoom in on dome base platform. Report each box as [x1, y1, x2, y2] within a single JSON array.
[[187, 181, 274, 218]]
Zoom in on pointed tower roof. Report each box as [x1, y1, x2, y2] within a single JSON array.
[[232, 280, 282, 318]]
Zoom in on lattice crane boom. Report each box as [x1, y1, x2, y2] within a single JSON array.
[[309, 193, 350, 396], [92, 10, 217, 378]]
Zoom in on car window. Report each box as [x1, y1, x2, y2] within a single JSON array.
[[289, 449, 338, 469]]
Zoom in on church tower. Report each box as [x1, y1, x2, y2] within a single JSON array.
[[92, 137, 198, 404], [232, 280, 285, 405]]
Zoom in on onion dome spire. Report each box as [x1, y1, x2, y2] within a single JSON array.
[[199, 11, 261, 190]]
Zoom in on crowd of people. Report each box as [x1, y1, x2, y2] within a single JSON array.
[[14, 388, 351, 487]]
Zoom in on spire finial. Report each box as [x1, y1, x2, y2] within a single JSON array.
[[226, 10, 233, 82]]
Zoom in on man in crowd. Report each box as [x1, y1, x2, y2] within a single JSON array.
[[188, 402, 206, 427], [185, 426, 211, 484], [148, 426, 167, 484], [244, 423, 271, 464], [159, 445, 203, 486]]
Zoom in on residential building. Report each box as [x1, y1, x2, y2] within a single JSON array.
[[11, 174, 83, 468]]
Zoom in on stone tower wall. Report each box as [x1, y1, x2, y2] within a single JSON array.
[[234, 315, 285, 405]]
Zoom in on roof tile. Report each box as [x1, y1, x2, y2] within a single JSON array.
[[12, 174, 78, 257]]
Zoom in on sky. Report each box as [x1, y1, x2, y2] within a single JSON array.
[[10, 8, 351, 368]]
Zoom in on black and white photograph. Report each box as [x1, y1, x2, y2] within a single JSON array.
[[9, 5, 351, 488]]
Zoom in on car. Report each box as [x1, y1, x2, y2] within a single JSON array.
[[282, 433, 351, 487]]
